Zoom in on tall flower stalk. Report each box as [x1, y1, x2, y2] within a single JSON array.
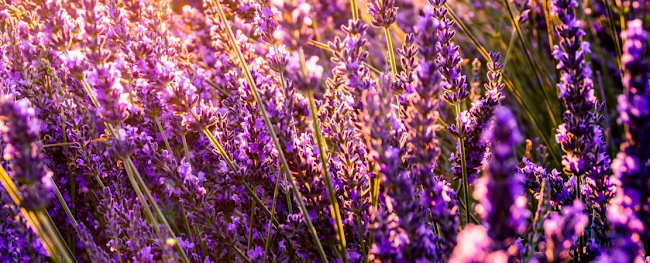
[[608, 19, 650, 258], [367, 0, 398, 76], [473, 107, 529, 251], [552, 0, 612, 254], [428, 0, 471, 226]]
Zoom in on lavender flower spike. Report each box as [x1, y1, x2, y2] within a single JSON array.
[[539, 201, 589, 263], [365, 75, 437, 262], [552, 0, 612, 244], [429, 0, 469, 104], [450, 52, 506, 184], [406, 14, 459, 257], [474, 107, 529, 250], [609, 19, 650, 254], [367, 0, 397, 28], [0, 98, 52, 210]]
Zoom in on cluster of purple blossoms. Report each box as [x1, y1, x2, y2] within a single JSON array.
[[429, 0, 469, 105], [604, 19, 650, 262], [552, 0, 612, 251], [0, 0, 649, 262], [451, 108, 528, 262], [473, 108, 529, 252], [520, 158, 572, 206], [450, 52, 506, 184]]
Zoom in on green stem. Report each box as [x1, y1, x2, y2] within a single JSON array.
[[502, 28, 518, 69], [279, 71, 293, 215], [383, 27, 398, 75], [603, 0, 623, 68], [51, 178, 78, 228], [355, 215, 368, 263], [370, 164, 380, 209], [59, 113, 76, 256], [248, 190, 257, 250], [542, 0, 555, 51], [307, 89, 349, 263], [262, 166, 283, 263], [351, 0, 359, 21], [455, 104, 471, 227], [208, 0, 328, 261], [456, 183, 480, 224], [181, 133, 191, 162], [576, 174, 585, 261], [1, 166, 76, 262], [39, 211, 77, 263], [154, 115, 173, 158]]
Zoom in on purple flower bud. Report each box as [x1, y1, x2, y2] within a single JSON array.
[[267, 45, 289, 72], [367, 0, 398, 28]]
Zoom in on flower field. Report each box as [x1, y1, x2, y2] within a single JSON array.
[[0, 0, 648, 262]]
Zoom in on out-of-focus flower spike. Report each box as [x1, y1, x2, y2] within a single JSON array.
[[606, 19, 650, 261], [474, 107, 529, 251]]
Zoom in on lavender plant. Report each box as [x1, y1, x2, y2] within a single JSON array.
[[0, 0, 648, 262]]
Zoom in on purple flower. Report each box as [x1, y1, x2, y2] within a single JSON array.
[[364, 76, 437, 262], [0, 98, 53, 210], [367, 0, 398, 28], [473, 107, 529, 250], [429, 0, 469, 105], [540, 201, 589, 262], [267, 45, 289, 73], [405, 15, 458, 258], [608, 19, 650, 257], [520, 158, 570, 205], [552, 0, 612, 244], [449, 224, 509, 263], [450, 52, 506, 184], [254, 5, 278, 44]]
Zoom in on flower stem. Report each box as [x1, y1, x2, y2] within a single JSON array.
[[307, 89, 350, 263], [209, 0, 328, 261], [154, 115, 173, 158], [278, 71, 294, 215], [383, 27, 397, 75], [0, 166, 77, 263], [155, 119, 202, 255], [350, 0, 359, 21], [503, 0, 558, 128], [455, 104, 471, 227], [51, 178, 78, 228], [262, 168, 282, 263], [247, 189, 257, 250], [576, 174, 585, 261]]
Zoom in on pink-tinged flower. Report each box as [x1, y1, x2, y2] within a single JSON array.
[[267, 45, 289, 72]]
